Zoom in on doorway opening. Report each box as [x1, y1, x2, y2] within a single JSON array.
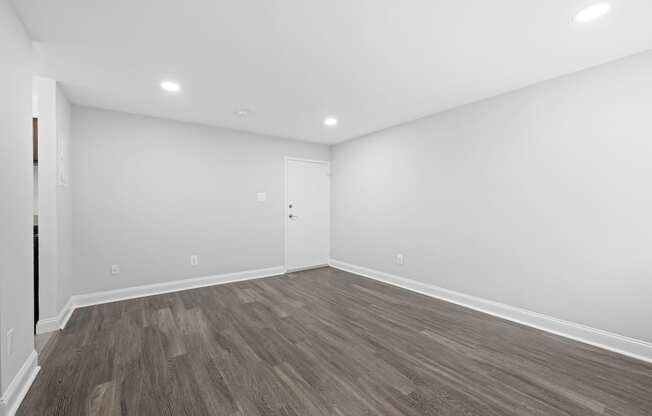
[[33, 117, 39, 333]]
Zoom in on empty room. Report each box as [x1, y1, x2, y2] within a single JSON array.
[[2, 0, 652, 415]]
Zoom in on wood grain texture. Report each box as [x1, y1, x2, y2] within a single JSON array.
[[18, 267, 652, 415]]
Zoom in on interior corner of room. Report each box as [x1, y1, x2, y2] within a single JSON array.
[[2, 0, 652, 415]]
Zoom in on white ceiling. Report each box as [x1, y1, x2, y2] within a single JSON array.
[[13, 0, 652, 144]]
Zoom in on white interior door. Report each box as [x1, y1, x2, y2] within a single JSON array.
[[285, 158, 330, 271]]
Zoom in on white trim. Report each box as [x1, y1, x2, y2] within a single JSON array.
[[284, 156, 331, 272], [0, 350, 40, 416], [45, 266, 285, 333], [35, 297, 74, 334], [72, 266, 286, 309], [329, 259, 652, 364], [286, 264, 329, 273], [284, 156, 331, 165]]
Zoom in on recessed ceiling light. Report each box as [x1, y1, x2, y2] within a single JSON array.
[[574, 2, 610, 23], [324, 117, 338, 127], [160, 80, 181, 92], [235, 109, 252, 117]]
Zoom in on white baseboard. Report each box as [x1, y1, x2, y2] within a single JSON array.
[[286, 264, 329, 273], [329, 259, 652, 364], [35, 297, 74, 334], [0, 350, 40, 416], [73, 266, 286, 308], [37, 266, 286, 334]]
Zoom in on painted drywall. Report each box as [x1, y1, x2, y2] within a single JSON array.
[[55, 87, 73, 314], [71, 107, 329, 295], [34, 77, 58, 321], [332, 50, 652, 344], [34, 78, 73, 328], [0, 0, 35, 396]]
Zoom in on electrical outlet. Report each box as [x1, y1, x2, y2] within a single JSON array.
[[190, 255, 199, 266], [396, 254, 405, 265], [111, 264, 120, 275], [7, 328, 14, 356]]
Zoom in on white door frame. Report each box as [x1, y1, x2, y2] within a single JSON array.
[[284, 156, 331, 272]]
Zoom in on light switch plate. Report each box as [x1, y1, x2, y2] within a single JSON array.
[[257, 192, 267, 202]]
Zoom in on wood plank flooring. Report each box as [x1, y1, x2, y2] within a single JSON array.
[[18, 267, 652, 415]]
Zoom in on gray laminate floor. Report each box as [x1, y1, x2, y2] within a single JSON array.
[[18, 267, 652, 415]]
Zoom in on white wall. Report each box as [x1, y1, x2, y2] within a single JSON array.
[[71, 107, 329, 295], [0, 0, 34, 397], [35, 77, 58, 321], [34, 78, 73, 327], [332, 50, 652, 344], [55, 87, 73, 313]]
